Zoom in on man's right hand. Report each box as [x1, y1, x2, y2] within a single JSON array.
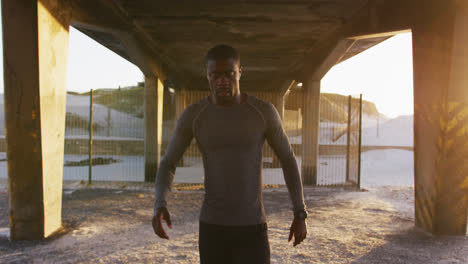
[[152, 207, 172, 240]]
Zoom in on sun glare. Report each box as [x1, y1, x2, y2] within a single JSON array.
[[321, 33, 414, 118], [66, 27, 143, 93]]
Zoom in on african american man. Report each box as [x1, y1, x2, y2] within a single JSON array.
[[152, 44, 308, 264]]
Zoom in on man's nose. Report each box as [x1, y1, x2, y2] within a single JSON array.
[[216, 75, 230, 84]]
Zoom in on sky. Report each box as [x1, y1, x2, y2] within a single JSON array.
[[0, 11, 413, 118], [321, 33, 414, 118], [66, 27, 143, 91]]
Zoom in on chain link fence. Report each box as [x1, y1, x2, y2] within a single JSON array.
[[63, 88, 145, 183], [0, 87, 362, 188]]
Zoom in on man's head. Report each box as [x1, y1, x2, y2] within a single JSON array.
[[205, 44, 243, 106]]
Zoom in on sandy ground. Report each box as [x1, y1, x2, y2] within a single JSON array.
[[0, 182, 466, 264]]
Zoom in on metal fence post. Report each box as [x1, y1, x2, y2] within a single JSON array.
[[357, 94, 363, 189], [88, 89, 93, 185], [107, 106, 111, 137], [345, 95, 352, 182]]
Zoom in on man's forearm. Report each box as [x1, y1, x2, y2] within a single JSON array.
[[154, 159, 176, 215], [265, 102, 306, 213], [152, 105, 196, 215], [281, 155, 306, 212]]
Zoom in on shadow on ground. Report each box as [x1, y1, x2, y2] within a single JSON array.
[[351, 227, 467, 263], [0, 184, 466, 263]]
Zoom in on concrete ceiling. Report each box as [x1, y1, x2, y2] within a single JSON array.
[[70, 0, 403, 91]]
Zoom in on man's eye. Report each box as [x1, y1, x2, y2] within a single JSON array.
[[208, 71, 236, 79]]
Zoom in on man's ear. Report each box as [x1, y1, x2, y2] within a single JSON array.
[[239, 65, 243, 79]]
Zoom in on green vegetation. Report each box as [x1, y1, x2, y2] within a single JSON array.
[[69, 87, 145, 118], [68, 88, 382, 124], [64, 157, 121, 167], [66, 112, 103, 130], [93, 87, 144, 118], [286, 91, 383, 124], [320, 93, 382, 123]]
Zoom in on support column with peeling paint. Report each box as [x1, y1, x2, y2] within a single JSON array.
[[2, 0, 71, 240], [412, 2, 468, 235], [144, 75, 164, 182]]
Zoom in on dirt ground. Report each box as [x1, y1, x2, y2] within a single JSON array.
[[0, 182, 466, 264]]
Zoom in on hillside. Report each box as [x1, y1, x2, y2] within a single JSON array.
[[72, 88, 385, 123], [320, 93, 384, 123], [0, 89, 387, 140], [285, 91, 384, 124], [77, 87, 145, 118]]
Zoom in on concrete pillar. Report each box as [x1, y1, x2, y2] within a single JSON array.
[[271, 81, 294, 168], [144, 75, 164, 182], [412, 2, 468, 235], [301, 80, 321, 185], [270, 93, 285, 168], [299, 39, 355, 186], [2, 0, 71, 239], [175, 90, 187, 167], [160, 84, 175, 156], [272, 94, 286, 120], [175, 89, 187, 119]]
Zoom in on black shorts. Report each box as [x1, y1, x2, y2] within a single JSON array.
[[199, 221, 270, 264]]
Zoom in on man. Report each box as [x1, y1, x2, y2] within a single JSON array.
[[152, 44, 308, 264]]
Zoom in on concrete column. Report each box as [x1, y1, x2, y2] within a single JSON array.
[[175, 89, 187, 119], [161, 84, 175, 156], [2, 0, 71, 239], [175, 90, 187, 167], [144, 75, 164, 182], [272, 94, 286, 120], [301, 80, 321, 185], [270, 81, 295, 168], [412, 2, 468, 235], [271, 93, 285, 168], [299, 39, 355, 186]]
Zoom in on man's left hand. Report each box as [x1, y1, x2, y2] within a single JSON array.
[[288, 218, 307, 246]]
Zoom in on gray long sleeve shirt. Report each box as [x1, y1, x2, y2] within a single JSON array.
[[154, 94, 306, 226]]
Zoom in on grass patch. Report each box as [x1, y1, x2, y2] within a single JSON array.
[[64, 157, 121, 167], [66, 112, 103, 130], [92, 87, 144, 118]]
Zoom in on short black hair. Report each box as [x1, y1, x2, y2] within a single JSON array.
[[205, 44, 240, 64]]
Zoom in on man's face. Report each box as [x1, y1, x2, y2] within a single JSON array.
[[206, 58, 242, 104]]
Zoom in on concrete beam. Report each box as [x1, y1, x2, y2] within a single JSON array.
[[69, 1, 129, 31], [344, 0, 468, 39], [70, 0, 185, 85], [343, 0, 413, 39], [291, 0, 414, 78], [310, 39, 357, 81], [2, 0, 71, 239], [412, 1, 468, 236], [279, 80, 296, 97], [144, 75, 164, 182]]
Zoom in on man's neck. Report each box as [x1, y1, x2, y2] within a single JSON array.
[[210, 93, 246, 106]]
